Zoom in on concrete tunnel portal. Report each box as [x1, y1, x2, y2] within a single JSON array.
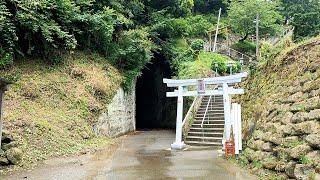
[[136, 54, 177, 130]]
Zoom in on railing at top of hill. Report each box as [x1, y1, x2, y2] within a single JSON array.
[[249, 26, 295, 45], [204, 43, 254, 65]]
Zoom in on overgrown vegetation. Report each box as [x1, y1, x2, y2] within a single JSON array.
[[177, 51, 239, 79], [1, 52, 122, 170]]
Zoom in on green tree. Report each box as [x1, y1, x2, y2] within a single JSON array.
[[227, 0, 283, 41], [0, 1, 16, 67], [281, 0, 320, 40]]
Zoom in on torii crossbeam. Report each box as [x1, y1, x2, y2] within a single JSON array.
[[163, 73, 247, 150]]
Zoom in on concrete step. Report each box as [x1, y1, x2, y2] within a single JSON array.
[[201, 100, 223, 102], [186, 136, 222, 140], [197, 110, 224, 112], [189, 127, 224, 132], [186, 136, 223, 142], [199, 105, 224, 108], [200, 102, 224, 104], [193, 120, 224, 123], [195, 115, 225, 119], [185, 141, 222, 146], [195, 116, 225, 119], [191, 124, 224, 128], [188, 131, 223, 137], [196, 112, 224, 114], [198, 107, 224, 110]]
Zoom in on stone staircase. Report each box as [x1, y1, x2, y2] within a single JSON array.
[[185, 95, 224, 146]]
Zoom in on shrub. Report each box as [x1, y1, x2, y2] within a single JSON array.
[[109, 29, 155, 90], [260, 37, 294, 64], [191, 39, 205, 53], [0, 50, 13, 68], [231, 40, 256, 55]]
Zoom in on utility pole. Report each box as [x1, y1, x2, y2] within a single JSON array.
[[255, 13, 259, 60], [213, 8, 222, 52]]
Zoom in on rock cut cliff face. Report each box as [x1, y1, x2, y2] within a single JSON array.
[[240, 38, 320, 179]]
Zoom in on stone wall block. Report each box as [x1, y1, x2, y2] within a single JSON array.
[[303, 79, 320, 92], [289, 144, 312, 159], [261, 142, 273, 152], [280, 112, 293, 125], [285, 161, 297, 178], [291, 112, 309, 123], [308, 109, 320, 120], [309, 89, 320, 98], [305, 134, 320, 149], [294, 164, 315, 180], [283, 123, 297, 136], [290, 102, 306, 112], [305, 96, 320, 111], [293, 121, 319, 135]]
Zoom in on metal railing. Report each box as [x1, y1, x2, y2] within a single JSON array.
[[204, 43, 254, 65], [201, 95, 212, 128], [182, 96, 199, 127]]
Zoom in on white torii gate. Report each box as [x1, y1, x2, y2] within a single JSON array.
[[163, 73, 247, 150]]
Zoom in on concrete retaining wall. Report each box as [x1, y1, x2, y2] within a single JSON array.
[[95, 83, 136, 137]]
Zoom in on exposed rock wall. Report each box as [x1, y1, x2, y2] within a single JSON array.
[[95, 83, 136, 138], [240, 38, 320, 179]]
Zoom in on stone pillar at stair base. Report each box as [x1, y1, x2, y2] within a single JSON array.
[[171, 86, 186, 150]]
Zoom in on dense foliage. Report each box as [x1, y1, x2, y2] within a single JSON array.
[[1, 0, 319, 86], [281, 0, 320, 41]]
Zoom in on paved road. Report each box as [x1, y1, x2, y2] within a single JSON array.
[[3, 130, 256, 180]]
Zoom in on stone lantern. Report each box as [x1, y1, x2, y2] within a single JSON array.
[[0, 78, 12, 149]]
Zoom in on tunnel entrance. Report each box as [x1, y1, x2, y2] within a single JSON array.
[[136, 54, 176, 129]]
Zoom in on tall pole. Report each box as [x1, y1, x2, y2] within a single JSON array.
[[209, 32, 212, 51], [255, 13, 259, 60], [213, 8, 222, 52]]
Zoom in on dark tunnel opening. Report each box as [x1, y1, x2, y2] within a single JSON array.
[[136, 53, 177, 129]]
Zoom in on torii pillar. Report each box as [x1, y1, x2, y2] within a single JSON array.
[[171, 86, 186, 150]]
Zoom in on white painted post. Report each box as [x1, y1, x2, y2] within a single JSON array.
[[171, 86, 186, 150], [232, 103, 239, 155], [222, 83, 231, 141], [238, 104, 242, 151]]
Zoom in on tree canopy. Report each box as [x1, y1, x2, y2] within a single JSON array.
[[281, 0, 320, 40], [227, 0, 283, 41]]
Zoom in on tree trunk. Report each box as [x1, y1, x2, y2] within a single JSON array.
[[239, 33, 248, 42]]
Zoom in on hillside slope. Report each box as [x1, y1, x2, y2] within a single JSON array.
[[239, 38, 320, 179], [0, 53, 122, 172]]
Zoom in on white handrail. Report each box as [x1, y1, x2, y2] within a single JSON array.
[[182, 96, 198, 127], [201, 96, 212, 128]]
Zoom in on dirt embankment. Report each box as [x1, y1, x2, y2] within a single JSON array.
[[0, 52, 122, 174]]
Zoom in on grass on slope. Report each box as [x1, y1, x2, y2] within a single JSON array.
[[0, 52, 122, 171], [177, 51, 234, 79]]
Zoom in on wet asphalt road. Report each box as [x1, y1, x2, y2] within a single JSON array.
[[3, 130, 256, 180]]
